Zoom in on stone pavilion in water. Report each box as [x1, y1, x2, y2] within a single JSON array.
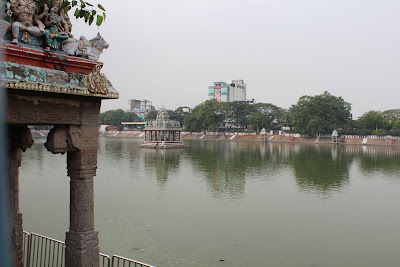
[[141, 108, 184, 148]]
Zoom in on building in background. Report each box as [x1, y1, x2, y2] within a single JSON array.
[[208, 80, 247, 102], [178, 107, 192, 113], [129, 99, 155, 120]]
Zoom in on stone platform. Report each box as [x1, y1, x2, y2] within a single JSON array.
[[141, 141, 185, 149]]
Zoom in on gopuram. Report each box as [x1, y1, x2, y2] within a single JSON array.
[[1, 1, 118, 266], [142, 108, 184, 149]]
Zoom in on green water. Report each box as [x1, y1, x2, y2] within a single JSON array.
[[20, 138, 400, 267]]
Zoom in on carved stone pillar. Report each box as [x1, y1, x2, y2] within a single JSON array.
[[8, 125, 33, 267], [65, 150, 99, 267], [45, 125, 99, 267]]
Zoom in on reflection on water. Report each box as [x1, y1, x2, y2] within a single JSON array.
[[20, 138, 400, 267], [341, 145, 400, 176], [143, 149, 182, 189], [291, 145, 352, 196], [97, 139, 400, 200]]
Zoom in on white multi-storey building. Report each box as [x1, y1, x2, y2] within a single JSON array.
[[208, 80, 246, 102], [128, 99, 155, 120]]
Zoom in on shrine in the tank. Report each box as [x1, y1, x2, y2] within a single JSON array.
[[142, 108, 184, 149]]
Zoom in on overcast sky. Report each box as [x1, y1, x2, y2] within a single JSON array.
[[72, 0, 400, 119]]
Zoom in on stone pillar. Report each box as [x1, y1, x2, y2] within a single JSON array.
[[65, 150, 99, 267], [45, 125, 99, 267], [8, 125, 33, 267]]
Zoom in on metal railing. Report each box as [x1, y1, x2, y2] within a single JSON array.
[[112, 255, 155, 267], [24, 232, 65, 267], [100, 253, 112, 267], [23, 232, 31, 266], [22, 232, 155, 267]]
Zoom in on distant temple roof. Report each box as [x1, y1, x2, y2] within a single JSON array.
[[144, 108, 182, 130]]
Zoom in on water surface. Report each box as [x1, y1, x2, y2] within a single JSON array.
[[20, 138, 400, 267]]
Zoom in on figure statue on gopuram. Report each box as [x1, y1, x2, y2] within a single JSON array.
[[1, 0, 108, 61], [0, 0, 13, 42], [10, 0, 47, 44], [43, 1, 71, 50]]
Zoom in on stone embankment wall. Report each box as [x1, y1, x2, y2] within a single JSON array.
[[34, 130, 400, 146]]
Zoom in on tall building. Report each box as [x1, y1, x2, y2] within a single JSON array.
[[208, 80, 246, 102], [129, 99, 155, 120]]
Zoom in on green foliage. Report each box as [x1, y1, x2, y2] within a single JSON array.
[[207, 123, 219, 132], [167, 109, 185, 126], [183, 113, 201, 132], [57, 0, 106, 26], [251, 103, 284, 131], [183, 100, 224, 132], [388, 121, 400, 136], [342, 120, 369, 135], [392, 120, 400, 130], [122, 111, 141, 123], [146, 110, 158, 120], [36, 0, 106, 26], [223, 101, 254, 128], [194, 100, 225, 131], [357, 111, 389, 134], [388, 129, 400, 136], [99, 109, 141, 127], [182, 100, 284, 132], [381, 109, 400, 123], [371, 129, 388, 136], [292, 91, 352, 136]]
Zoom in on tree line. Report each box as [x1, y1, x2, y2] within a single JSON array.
[[99, 108, 189, 131], [99, 91, 400, 136]]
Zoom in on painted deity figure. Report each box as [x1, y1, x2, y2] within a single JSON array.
[[0, 0, 13, 42], [43, 2, 71, 50], [10, 0, 47, 44]]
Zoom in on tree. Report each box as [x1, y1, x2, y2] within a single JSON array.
[[389, 121, 400, 136], [250, 103, 284, 131], [183, 100, 224, 132], [372, 129, 388, 136], [183, 113, 201, 132], [122, 112, 141, 123], [145, 110, 158, 120], [167, 109, 185, 126], [292, 91, 352, 136], [357, 111, 389, 134], [223, 101, 253, 129], [381, 109, 400, 124], [99, 109, 141, 130]]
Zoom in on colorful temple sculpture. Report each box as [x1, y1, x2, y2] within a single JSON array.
[[1, 1, 118, 266], [142, 109, 184, 149]]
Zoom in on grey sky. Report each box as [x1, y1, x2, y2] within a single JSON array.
[[72, 0, 400, 119]]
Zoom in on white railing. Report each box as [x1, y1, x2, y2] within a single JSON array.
[[341, 135, 400, 140], [279, 132, 400, 140]]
